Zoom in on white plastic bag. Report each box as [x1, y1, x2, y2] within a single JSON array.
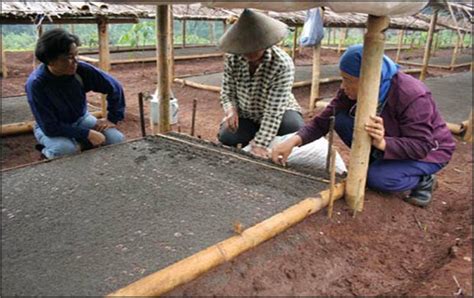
[[299, 8, 324, 47], [243, 133, 347, 175]]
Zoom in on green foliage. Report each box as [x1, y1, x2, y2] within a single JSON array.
[[3, 32, 37, 50], [118, 21, 155, 48]]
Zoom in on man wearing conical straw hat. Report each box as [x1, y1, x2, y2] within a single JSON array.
[[218, 9, 304, 158]]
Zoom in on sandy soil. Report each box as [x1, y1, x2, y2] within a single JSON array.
[[1, 47, 472, 296]]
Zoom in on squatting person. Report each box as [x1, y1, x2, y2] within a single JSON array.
[[26, 28, 126, 159], [272, 45, 455, 207], [217, 9, 304, 158]]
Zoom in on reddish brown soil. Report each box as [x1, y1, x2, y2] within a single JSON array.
[[1, 48, 472, 296]]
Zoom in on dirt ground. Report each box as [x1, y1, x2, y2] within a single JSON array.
[[1, 47, 472, 296]]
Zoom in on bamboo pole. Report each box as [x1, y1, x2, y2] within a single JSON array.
[[309, 30, 322, 111], [337, 28, 347, 54], [1, 33, 7, 78], [345, 15, 390, 213], [182, 19, 186, 48], [410, 30, 415, 49], [169, 7, 175, 82], [108, 182, 345, 297], [209, 21, 215, 45], [291, 26, 298, 61], [191, 98, 197, 136], [327, 148, 337, 218], [156, 5, 171, 133], [419, 9, 438, 81], [173, 78, 221, 92], [395, 29, 405, 63], [98, 18, 110, 119]]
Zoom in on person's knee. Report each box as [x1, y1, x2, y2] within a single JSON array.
[[367, 166, 412, 193], [46, 140, 79, 159], [278, 111, 304, 135], [366, 167, 389, 191], [104, 129, 125, 145], [218, 129, 238, 146]]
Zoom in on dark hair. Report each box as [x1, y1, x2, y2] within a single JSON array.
[[35, 28, 81, 64]]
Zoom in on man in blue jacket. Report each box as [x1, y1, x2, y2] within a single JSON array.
[[26, 28, 126, 159]]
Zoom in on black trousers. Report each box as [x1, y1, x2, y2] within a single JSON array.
[[218, 110, 304, 147]]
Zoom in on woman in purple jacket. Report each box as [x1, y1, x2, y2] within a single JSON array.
[[272, 45, 455, 207]]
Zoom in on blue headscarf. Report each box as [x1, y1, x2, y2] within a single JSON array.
[[339, 44, 399, 104]]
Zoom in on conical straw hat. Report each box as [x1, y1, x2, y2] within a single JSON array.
[[218, 9, 288, 54]]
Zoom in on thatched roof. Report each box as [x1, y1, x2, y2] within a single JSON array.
[[1, 1, 433, 32], [0, 1, 151, 24]]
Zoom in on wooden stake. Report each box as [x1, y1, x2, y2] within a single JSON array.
[[98, 18, 110, 119], [108, 182, 345, 297], [156, 5, 171, 133], [191, 98, 197, 136], [327, 148, 337, 218], [345, 15, 389, 212], [395, 29, 405, 62], [326, 115, 335, 173], [419, 9, 438, 81]]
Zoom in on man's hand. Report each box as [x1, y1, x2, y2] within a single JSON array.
[[365, 115, 386, 151], [271, 134, 302, 166], [94, 119, 116, 133], [221, 107, 238, 133], [249, 142, 270, 158], [88, 129, 106, 147]]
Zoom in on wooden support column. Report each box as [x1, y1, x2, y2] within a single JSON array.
[[326, 28, 332, 45], [464, 111, 473, 143], [156, 5, 171, 133], [409, 30, 415, 49], [337, 27, 347, 54], [1, 33, 7, 78], [291, 26, 298, 60], [169, 7, 175, 82], [209, 21, 215, 45], [182, 19, 186, 48], [395, 29, 405, 62], [98, 18, 110, 118], [345, 15, 390, 213], [419, 9, 438, 81], [450, 31, 460, 70], [309, 8, 323, 112]]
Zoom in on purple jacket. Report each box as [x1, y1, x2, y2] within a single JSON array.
[[298, 72, 455, 164]]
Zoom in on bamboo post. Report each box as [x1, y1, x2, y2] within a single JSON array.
[[169, 8, 175, 82], [108, 182, 345, 297], [182, 19, 186, 48], [209, 21, 215, 45], [326, 115, 335, 173], [419, 9, 438, 81], [345, 15, 390, 213], [450, 33, 460, 70], [98, 18, 110, 119], [410, 30, 415, 49], [395, 29, 405, 62], [326, 28, 332, 45], [156, 5, 171, 133], [1, 33, 7, 78], [291, 26, 298, 61], [309, 42, 322, 111], [337, 28, 347, 54]]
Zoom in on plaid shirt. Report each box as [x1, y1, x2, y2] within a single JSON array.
[[220, 46, 301, 147]]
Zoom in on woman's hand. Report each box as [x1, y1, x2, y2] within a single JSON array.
[[271, 134, 303, 166], [249, 141, 270, 158], [88, 129, 106, 147], [365, 115, 386, 151], [221, 107, 239, 133]]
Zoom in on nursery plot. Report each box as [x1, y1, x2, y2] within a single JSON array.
[[1, 134, 328, 296]]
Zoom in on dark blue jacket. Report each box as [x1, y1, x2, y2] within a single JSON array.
[[25, 62, 125, 141]]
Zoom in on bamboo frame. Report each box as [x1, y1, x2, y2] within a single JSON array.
[[156, 5, 171, 134], [337, 28, 348, 54], [345, 15, 390, 213], [98, 17, 110, 119], [209, 21, 215, 45], [108, 181, 345, 296], [182, 19, 186, 48], [398, 60, 472, 70], [291, 26, 299, 60], [419, 9, 438, 81], [0, 111, 103, 137]]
